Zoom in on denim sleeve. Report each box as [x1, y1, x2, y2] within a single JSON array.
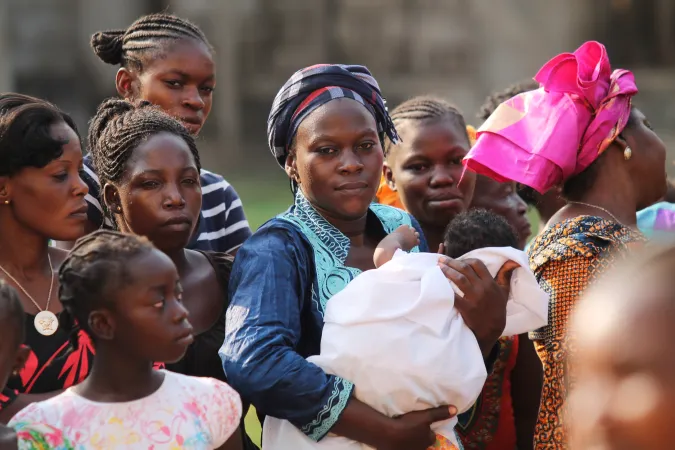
[[220, 222, 353, 441]]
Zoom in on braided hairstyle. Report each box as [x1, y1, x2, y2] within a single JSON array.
[[88, 98, 200, 224], [384, 96, 469, 157], [90, 13, 212, 71], [58, 230, 155, 349], [0, 93, 80, 177], [0, 280, 26, 347]]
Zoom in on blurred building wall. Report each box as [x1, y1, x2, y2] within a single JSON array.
[[0, 0, 673, 175]]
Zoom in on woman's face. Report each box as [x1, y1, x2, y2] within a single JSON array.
[[471, 177, 530, 249], [1, 122, 89, 241], [288, 98, 384, 222], [625, 108, 668, 210], [122, 39, 215, 135], [104, 132, 202, 252], [384, 118, 475, 229], [569, 265, 675, 450]]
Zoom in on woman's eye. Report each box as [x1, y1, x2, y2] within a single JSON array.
[[359, 142, 374, 151], [182, 178, 198, 186], [164, 80, 182, 88], [200, 86, 214, 94], [142, 180, 160, 189], [52, 173, 68, 182], [406, 164, 427, 173], [317, 147, 337, 155], [644, 120, 654, 131], [153, 299, 165, 309]]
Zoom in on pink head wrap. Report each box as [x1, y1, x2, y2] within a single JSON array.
[[463, 41, 638, 194]]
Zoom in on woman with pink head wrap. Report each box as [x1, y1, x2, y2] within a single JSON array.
[[465, 41, 667, 449]]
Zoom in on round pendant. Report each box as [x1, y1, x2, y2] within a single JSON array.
[[34, 311, 59, 336]]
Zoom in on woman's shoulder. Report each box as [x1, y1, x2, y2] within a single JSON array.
[[528, 215, 643, 268]]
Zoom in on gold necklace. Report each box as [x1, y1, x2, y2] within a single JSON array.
[[0, 253, 58, 336], [568, 201, 621, 224]]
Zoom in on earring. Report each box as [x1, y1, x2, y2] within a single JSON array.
[[624, 146, 632, 161], [3, 200, 8, 205]]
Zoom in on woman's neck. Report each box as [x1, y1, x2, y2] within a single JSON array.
[[0, 214, 51, 276], [574, 189, 638, 227], [77, 345, 162, 402], [314, 205, 369, 247], [162, 247, 191, 275]]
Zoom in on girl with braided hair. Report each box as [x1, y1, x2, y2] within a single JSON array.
[[376, 96, 542, 450], [86, 97, 255, 448], [57, 13, 251, 255], [9, 231, 243, 449], [0, 93, 93, 424]]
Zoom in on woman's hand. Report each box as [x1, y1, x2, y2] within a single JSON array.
[[437, 256, 518, 355], [382, 406, 457, 450], [333, 399, 456, 450]]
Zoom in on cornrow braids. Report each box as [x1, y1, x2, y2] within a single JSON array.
[[58, 230, 155, 349], [384, 96, 469, 156], [87, 97, 200, 223], [478, 79, 540, 122], [90, 13, 212, 70]]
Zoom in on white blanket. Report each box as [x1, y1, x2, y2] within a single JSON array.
[[262, 247, 549, 449]]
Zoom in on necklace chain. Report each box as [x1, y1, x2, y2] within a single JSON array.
[[568, 201, 621, 224], [0, 253, 54, 313]]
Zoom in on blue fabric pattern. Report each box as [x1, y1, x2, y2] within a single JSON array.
[[221, 190, 427, 441]]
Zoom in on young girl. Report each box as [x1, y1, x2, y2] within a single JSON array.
[[9, 231, 242, 449], [58, 13, 251, 254]]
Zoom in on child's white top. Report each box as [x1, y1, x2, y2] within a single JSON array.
[[263, 247, 548, 450], [9, 370, 242, 449]]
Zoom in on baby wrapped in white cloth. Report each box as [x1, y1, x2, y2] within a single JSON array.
[[263, 210, 549, 449]]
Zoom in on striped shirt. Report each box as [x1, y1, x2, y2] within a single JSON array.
[[82, 155, 252, 254]]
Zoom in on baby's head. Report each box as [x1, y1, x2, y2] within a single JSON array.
[[0, 281, 29, 390], [443, 209, 519, 258]]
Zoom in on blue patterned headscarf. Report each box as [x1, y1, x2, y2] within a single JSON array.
[[267, 64, 400, 168]]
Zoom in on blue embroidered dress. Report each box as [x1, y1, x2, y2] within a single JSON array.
[[220, 192, 427, 441]]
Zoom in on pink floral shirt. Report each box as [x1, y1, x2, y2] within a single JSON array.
[[9, 371, 242, 449]]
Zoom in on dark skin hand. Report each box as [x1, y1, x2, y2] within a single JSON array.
[[333, 399, 457, 450], [511, 335, 543, 450], [437, 247, 518, 357]]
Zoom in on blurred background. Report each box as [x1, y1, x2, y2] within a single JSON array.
[[0, 0, 674, 230]]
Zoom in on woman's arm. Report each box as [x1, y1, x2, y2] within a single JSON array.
[[221, 225, 454, 449], [215, 426, 243, 450], [511, 335, 543, 450]]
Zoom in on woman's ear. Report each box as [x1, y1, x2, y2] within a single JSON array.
[[285, 154, 300, 184], [116, 68, 139, 100], [103, 183, 122, 215], [383, 163, 396, 191], [0, 177, 11, 205]]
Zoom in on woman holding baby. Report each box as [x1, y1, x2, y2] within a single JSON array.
[[220, 65, 512, 450]]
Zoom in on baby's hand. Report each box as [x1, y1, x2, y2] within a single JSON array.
[[392, 225, 420, 251]]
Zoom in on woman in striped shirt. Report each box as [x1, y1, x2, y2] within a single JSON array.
[[57, 13, 251, 254]]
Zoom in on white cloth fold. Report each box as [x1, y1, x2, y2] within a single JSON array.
[[262, 247, 549, 449]]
